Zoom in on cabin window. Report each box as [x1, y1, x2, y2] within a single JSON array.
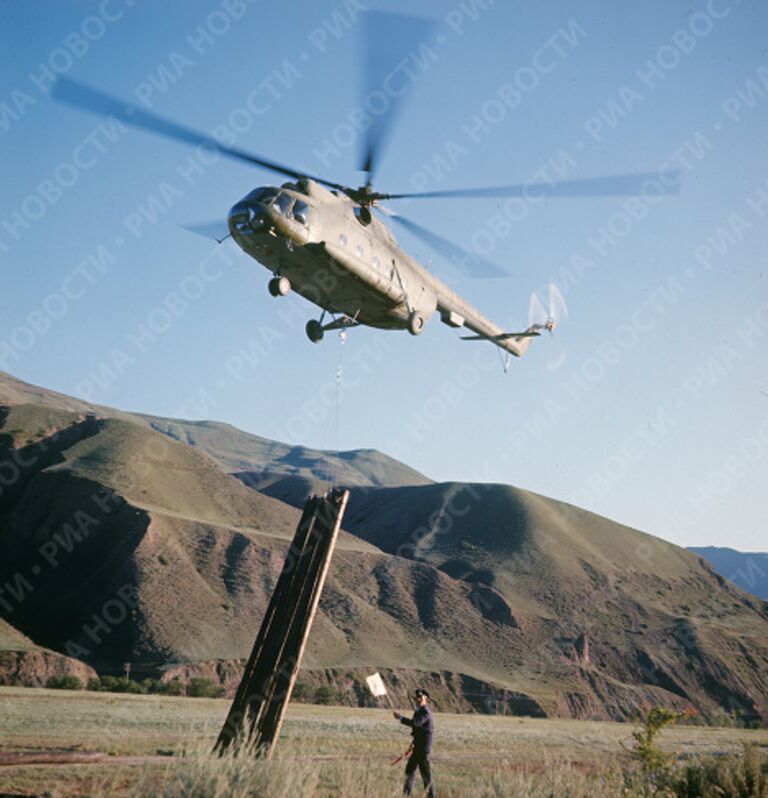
[[293, 200, 310, 225], [339, 233, 347, 246], [372, 256, 380, 269], [245, 187, 278, 204], [272, 193, 293, 215], [356, 244, 364, 258]]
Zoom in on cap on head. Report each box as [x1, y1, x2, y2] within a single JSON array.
[[414, 688, 430, 700]]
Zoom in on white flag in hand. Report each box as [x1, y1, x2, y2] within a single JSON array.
[[365, 672, 387, 697]]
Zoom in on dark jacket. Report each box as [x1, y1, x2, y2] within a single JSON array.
[[400, 705, 434, 753]]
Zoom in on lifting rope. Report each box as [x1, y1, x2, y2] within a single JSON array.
[[323, 330, 347, 487]]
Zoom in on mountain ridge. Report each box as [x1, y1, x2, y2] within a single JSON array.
[[0, 371, 430, 488]]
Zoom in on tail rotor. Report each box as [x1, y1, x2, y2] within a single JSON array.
[[528, 282, 568, 335], [526, 282, 569, 370]]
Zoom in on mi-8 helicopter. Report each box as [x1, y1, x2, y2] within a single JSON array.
[[52, 12, 678, 362]]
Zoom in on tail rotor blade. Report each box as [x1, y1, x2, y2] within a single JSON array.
[[528, 282, 567, 334], [548, 282, 569, 326], [528, 290, 548, 327]]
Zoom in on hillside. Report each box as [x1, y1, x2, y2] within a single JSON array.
[[690, 546, 768, 600], [0, 619, 97, 688], [0, 619, 37, 652], [1, 373, 767, 722], [257, 479, 768, 721], [0, 400, 544, 709], [0, 402, 379, 664]]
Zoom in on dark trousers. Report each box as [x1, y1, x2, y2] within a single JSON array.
[[404, 749, 435, 797]]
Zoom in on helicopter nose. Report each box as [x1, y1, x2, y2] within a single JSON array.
[[228, 202, 269, 236]]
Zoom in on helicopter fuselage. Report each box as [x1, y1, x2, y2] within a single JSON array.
[[228, 178, 531, 355]]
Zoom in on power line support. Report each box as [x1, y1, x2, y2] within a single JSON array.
[[214, 488, 349, 758]]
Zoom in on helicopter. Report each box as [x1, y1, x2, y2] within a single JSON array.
[[52, 12, 678, 362]]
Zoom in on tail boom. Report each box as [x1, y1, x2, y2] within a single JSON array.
[[434, 289, 546, 359]]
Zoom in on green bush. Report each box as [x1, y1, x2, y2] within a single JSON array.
[[291, 682, 310, 702], [313, 685, 339, 706], [97, 675, 119, 692], [665, 745, 768, 797], [186, 677, 225, 698], [95, 675, 143, 694], [621, 708, 768, 797], [88, 674, 188, 695], [46, 674, 83, 690], [156, 678, 183, 696]]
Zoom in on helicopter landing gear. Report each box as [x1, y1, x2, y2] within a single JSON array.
[[306, 319, 325, 343], [305, 311, 361, 343], [268, 276, 291, 297], [407, 311, 426, 336]]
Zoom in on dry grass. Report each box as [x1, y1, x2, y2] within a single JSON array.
[[1, 686, 766, 796], [96, 741, 629, 798]]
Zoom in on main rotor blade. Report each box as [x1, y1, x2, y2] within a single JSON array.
[[375, 172, 682, 201], [379, 207, 508, 279], [52, 77, 346, 191], [183, 220, 230, 243], [359, 12, 434, 185]]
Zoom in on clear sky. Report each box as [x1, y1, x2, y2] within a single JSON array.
[[1, 0, 766, 550]]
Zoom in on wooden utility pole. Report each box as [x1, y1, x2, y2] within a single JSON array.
[[215, 488, 349, 758]]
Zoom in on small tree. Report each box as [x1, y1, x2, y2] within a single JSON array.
[[624, 706, 691, 794], [632, 706, 679, 774]]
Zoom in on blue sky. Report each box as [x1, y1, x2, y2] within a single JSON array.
[[1, 0, 766, 550]]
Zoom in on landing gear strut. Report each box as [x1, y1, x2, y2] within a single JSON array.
[[305, 311, 361, 343], [268, 276, 291, 297]]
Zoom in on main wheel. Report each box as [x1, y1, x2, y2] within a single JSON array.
[[306, 320, 324, 343], [407, 311, 426, 336], [268, 276, 291, 297]]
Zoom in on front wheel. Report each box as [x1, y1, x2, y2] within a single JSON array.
[[268, 276, 291, 297]]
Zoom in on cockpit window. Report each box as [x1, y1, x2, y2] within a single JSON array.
[[272, 193, 293, 215], [245, 187, 278, 204], [293, 200, 310, 225]]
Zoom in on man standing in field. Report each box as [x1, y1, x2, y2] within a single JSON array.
[[393, 688, 436, 797]]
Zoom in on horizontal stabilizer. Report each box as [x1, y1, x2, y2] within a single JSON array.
[[461, 330, 541, 341]]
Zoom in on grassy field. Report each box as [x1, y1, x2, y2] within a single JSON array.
[[1, 686, 767, 796]]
